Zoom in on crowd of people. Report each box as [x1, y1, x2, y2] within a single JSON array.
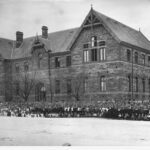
[[0, 102, 150, 121]]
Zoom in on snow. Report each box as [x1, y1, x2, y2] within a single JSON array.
[[0, 117, 150, 146]]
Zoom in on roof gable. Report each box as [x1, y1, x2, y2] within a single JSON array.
[[94, 10, 150, 51]]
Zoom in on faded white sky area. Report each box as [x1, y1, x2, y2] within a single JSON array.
[[0, 0, 150, 40]]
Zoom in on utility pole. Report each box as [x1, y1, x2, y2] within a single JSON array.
[[47, 49, 52, 104], [131, 48, 134, 108]]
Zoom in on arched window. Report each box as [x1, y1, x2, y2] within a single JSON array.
[[127, 49, 131, 62]]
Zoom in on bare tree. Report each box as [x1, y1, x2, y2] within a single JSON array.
[[71, 73, 87, 102], [14, 71, 36, 102]]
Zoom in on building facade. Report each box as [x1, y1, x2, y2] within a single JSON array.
[[1, 8, 150, 108]]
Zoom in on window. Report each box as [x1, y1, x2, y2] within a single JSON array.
[[128, 75, 131, 92], [83, 43, 89, 49], [24, 62, 29, 71], [142, 78, 145, 93], [16, 82, 19, 95], [84, 78, 88, 93], [99, 47, 106, 61], [127, 49, 131, 62], [134, 52, 138, 64], [135, 77, 138, 92], [149, 79, 150, 94], [55, 80, 60, 94], [83, 50, 89, 62], [91, 49, 97, 61], [38, 53, 42, 68], [55, 57, 60, 68], [100, 76, 106, 91], [141, 54, 145, 65], [66, 56, 71, 67], [91, 36, 97, 47], [67, 79, 71, 94], [99, 41, 105, 47], [148, 56, 150, 66], [15, 64, 20, 73]]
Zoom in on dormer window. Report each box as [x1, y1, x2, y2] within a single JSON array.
[[91, 36, 97, 47]]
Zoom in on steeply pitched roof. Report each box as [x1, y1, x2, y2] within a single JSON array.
[[1, 9, 150, 59], [11, 28, 78, 59], [94, 10, 150, 50], [0, 38, 14, 59]]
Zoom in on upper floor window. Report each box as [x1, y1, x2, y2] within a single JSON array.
[[100, 76, 106, 91], [99, 47, 106, 61], [148, 56, 150, 66], [38, 53, 42, 68], [55, 80, 60, 94], [55, 57, 60, 68], [127, 49, 131, 62], [142, 78, 145, 93], [99, 41, 105, 47], [91, 36, 97, 47], [83, 43, 89, 49], [15, 64, 20, 73], [141, 54, 145, 65], [66, 55, 71, 67], [83, 50, 89, 62], [134, 52, 138, 64], [91, 49, 97, 61], [24, 62, 29, 71]]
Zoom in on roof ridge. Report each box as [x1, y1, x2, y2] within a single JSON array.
[[23, 27, 79, 40], [0, 37, 14, 41]]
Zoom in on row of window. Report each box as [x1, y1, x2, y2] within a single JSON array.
[[127, 49, 150, 66], [128, 75, 150, 93], [83, 48, 106, 62], [83, 37, 106, 63], [55, 76, 106, 94]]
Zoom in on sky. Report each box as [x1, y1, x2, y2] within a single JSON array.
[[0, 0, 150, 40]]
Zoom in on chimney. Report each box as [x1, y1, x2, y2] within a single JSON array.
[[16, 31, 23, 48], [42, 26, 48, 39]]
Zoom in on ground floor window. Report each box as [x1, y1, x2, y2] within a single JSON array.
[[100, 76, 106, 91]]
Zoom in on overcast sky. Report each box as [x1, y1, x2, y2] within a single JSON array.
[[0, 0, 150, 40]]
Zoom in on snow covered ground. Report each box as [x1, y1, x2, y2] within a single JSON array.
[[0, 117, 150, 146]]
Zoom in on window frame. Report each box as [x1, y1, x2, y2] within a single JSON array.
[[66, 55, 71, 67], [141, 53, 145, 65], [100, 76, 106, 92], [134, 51, 138, 64], [55, 57, 60, 68], [55, 80, 60, 94], [127, 49, 131, 62]]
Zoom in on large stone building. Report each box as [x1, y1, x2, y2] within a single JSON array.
[[1, 8, 150, 108]]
